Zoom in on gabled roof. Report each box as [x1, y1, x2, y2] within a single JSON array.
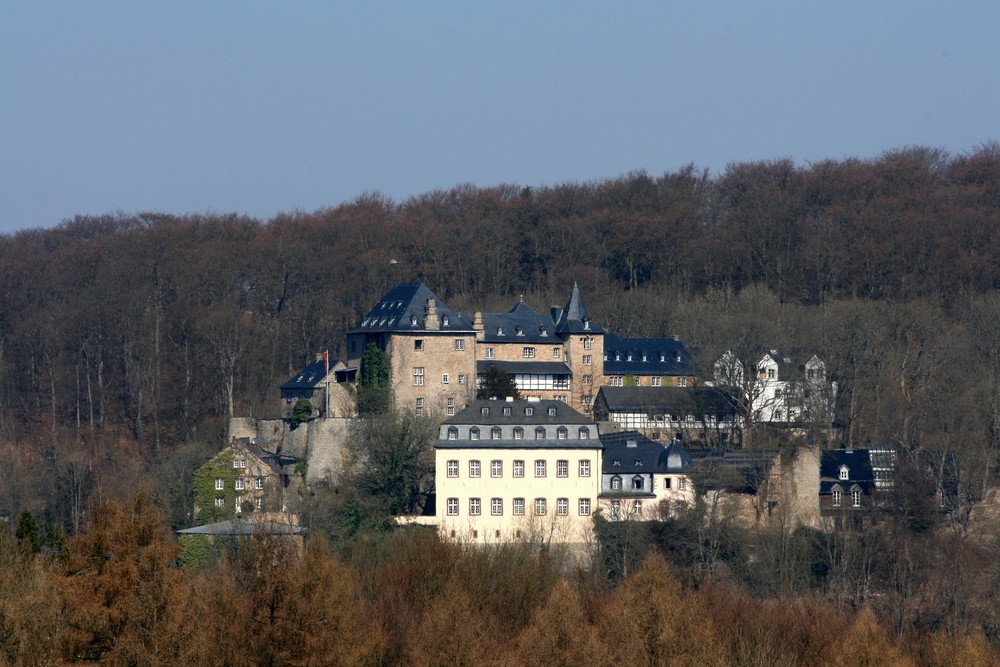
[[820, 449, 875, 495], [595, 386, 742, 417], [177, 518, 305, 536], [479, 300, 557, 343], [280, 357, 338, 390], [599, 430, 692, 474], [443, 399, 593, 425], [346, 283, 474, 334], [603, 334, 698, 376], [555, 283, 604, 334]]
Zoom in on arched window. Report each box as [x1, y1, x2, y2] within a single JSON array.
[[557, 427, 568, 440], [632, 476, 644, 491], [578, 427, 590, 439], [491, 426, 501, 440], [611, 476, 622, 491], [513, 427, 524, 440], [470, 427, 480, 441], [447, 427, 458, 440], [533, 427, 544, 440]]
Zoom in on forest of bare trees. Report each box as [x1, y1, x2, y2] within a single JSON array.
[[3, 143, 1000, 661]]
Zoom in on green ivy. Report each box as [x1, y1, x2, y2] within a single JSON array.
[[624, 374, 639, 387], [177, 534, 213, 568], [192, 450, 238, 524]]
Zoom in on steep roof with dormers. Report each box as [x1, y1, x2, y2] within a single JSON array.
[[554, 283, 604, 334], [345, 283, 474, 334], [595, 386, 741, 418], [443, 399, 593, 426], [479, 300, 558, 343], [603, 334, 698, 377]]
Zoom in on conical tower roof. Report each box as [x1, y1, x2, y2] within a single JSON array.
[[555, 282, 604, 334]]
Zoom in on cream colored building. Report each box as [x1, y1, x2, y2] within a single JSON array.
[[596, 431, 695, 521], [435, 399, 602, 546]]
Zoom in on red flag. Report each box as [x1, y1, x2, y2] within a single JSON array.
[[323, 350, 330, 374]]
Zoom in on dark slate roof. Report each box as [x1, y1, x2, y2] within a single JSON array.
[[820, 449, 876, 495], [280, 358, 335, 390], [177, 518, 305, 536], [443, 399, 593, 425], [595, 386, 741, 417], [436, 438, 599, 451], [603, 334, 698, 376], [345, 283, 474, 334], [686, 449, 779, 492], [476, 360, 572, 376], [554, 283, 604, 334], [479, 300, 557, 343], [599, 429, 691, 475]]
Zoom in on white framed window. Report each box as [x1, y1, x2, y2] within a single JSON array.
[[535, 460, 546, 477], [238, 459, 246, 469], [557, 498, 568, 516], [412, 367, 424, 386], [839, 466, 849, 481], [579, 460, 590, 477], [503, 406, 511, 416], [652, 376, 662, 387], [583, 354, 592, 365], [553, 348, 560, 359], [579, 498, 591, 516], [454, 339, 465, 351], [611, 476, 623, 491], [469, 498, 481, 516], [470, 427, 480, 440], [255, 477, 263, 489], [578, 427, 590, 439], [632, 500, 642, 515], [458, 374, 466, 384], [485, 347, 495, 359], [442, 373, 450, 384], [469, 460, 481, 478], [215, 497, 224, 507], [767, 368, 776, 379], [255, 497, 262, 510], [491, 426, 501, 440], [548, 407, 557, 416], [679, 477, 686, 490], [447, 397, 455, 416], [491, 498, 503, 516], [447, 426, 458, 440], [513, 460, 525, 478], [523, 347, 535, 358], [415, 398, 423, 416], [481, 406, 489, 416], [525, 406, 534, 416], [513, 498, 525, 515], [677, 376, 688, 387], [447, 460, 459, 478], [609, 376, 623, 386], [535, 426, 546, 439], [583, 337, 592, 350], [235, 477, 245, 490], [852, 489, 861, 507], [235, 495, 243, 510], [513, 427, 524, 440], [581, 395, 593, 406], [611, 500, 621, 520], [557, 427, 567, 440], [215, 478, 224, 490], [447, 498, 459, 516], [534, 498, 547, 515], [832, 489, 842, 507], [491, 460, 502, 478], [582, 374, 593, 385], [556, 460, 568, 478]]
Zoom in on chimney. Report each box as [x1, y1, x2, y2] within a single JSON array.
[[425, 299, 440, 330], [473, 311, 484, 331]]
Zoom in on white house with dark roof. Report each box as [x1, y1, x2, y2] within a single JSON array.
[[597, 430, 695, 520], [434, 399, 601, 547]]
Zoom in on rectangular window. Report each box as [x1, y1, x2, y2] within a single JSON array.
[[415, 398, 423, 416], [469, 460, 481, 478], [447, 498, 458, 516], [412, 367, 424, 386], [677, 376, 688, 387], [235, 495, 244, 510], [513, 460, 525, 478], [255, 477, 263, 489], [447, 460, 459, 478], [255, 497, 262, 510], [610, 376, 623, 386], [215, 497, 224, 507], [491, 498, 503, 516], [582, 375, 593, 386], [485, 347, 495, 359], [535, 460, 546, 477], [852, 489, 861, 507], [832, 489, 842, 507], [469, 498, 481, 516], [442, 373, 449, 384], [652, 376, 662, 387], [632, 500, 642, 515], [579, 460, 591, 477], [557, 498, 568, 516], [235, 478, 245, 490], [556, 460, 568, 478], [513, 498, 525, 515], [238, 459, 246, 468], [458, 374, 466, 384], [447, 397, 455, 416], [584, 337, 592, 350], [523, 347, 535, 358], [215, 478, 224, 490], [579, 498, 591, 516], [534, 498, 547, 515], [553, 348, 560, 359], [679, 477, 686, 490], [491, 460, 502, 478], [454, 339, 465, 351], [582, 354, 592, 365], [414, 339, 424, 351]]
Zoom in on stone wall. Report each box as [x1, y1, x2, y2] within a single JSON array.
[[228, 416, 356, 486]]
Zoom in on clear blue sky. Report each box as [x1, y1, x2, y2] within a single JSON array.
[[1, 2, 997, 234]]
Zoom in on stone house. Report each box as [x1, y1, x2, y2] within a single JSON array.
[[280, 352, 356, 418], [193, 438, 297, 523]]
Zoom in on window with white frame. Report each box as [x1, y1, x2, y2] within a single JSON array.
[[235, 495, 243, 510], [458, 374, 466, 384], [469, 460, 481, 477], [215, 497, 224, 507], [579, 460, 591, 477], [584, 337, 592, 350], [548, 407, 557, 416], [679, 478, 686, 490], [415, 398, 423, 416], [557, 498, 568, 516], [503, 406, 511, 416], [491, 460, 502, 478], [447, 460, 459, 477], [485, 347, 495, 359], [412, 367, 424, 385], [652, 376, 662, 387], [832, 489, 842, 507], [767, 368, 776, 379], [491, 498, 503, 516], [523, 347, 535, 358], [255, 477, 263, 489], [447, 427, 458, 440], [535, 460, 546, 477], [609, 376, 623, 386], [442, 373, 449, 384], [535, 426, 546, 439], [454, 339, 465, 351], [235, 478, 245, 490], [215, 478, 224, 490], [534, 498, 547, 515], [470, 427, 480, 440], [556, 460, 568, 477], [491, 426, 501, 440], [469, 498, 481, 516], [583, 354, 592, 365], [513, 427, 524, 440], [632, 500, 642, 515], [611, 476, 623, 491], [513, 498, 525, 515], [513, 460, 525, 477], [578, 427, 590, 439], [447, 498, 458, 516], [557, 427, 567, 440], [579, 498, 591, 516], [852, 488, 861, 507], [611, 500, 621, 519], [255, 497, 262, 510], [677, 376, 688, 387], [553, 348, 560, 359], [839, 465, 849, 481], [525, 406, 533, 416], [582, 374, 593, 385]]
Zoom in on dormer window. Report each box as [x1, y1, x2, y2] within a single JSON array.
[[626, 353, 632, 362], [447, 427, 458, 440], [540, 327, 548, 337], [470, 427, 480, 440], [410, 315, 418, 326], [632, 476, 644, 490], [615, 353, 621, 361], [612, 459, 621, 467], [525, 407, 534, 416], [611, 475, 622, 490], [839, 465, 849, 481], [481, 407, 489, 416], [491, 427, 501, 440], [659, 353, 665, 362], [515, 326, 523, 336], [635, 459, 643, 467], [548, 407, 556, 416], [583, 318, 590, 330], [503, 406, 511, 416], [497, 326, 504, 336], [641, 353, 647, 362]]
